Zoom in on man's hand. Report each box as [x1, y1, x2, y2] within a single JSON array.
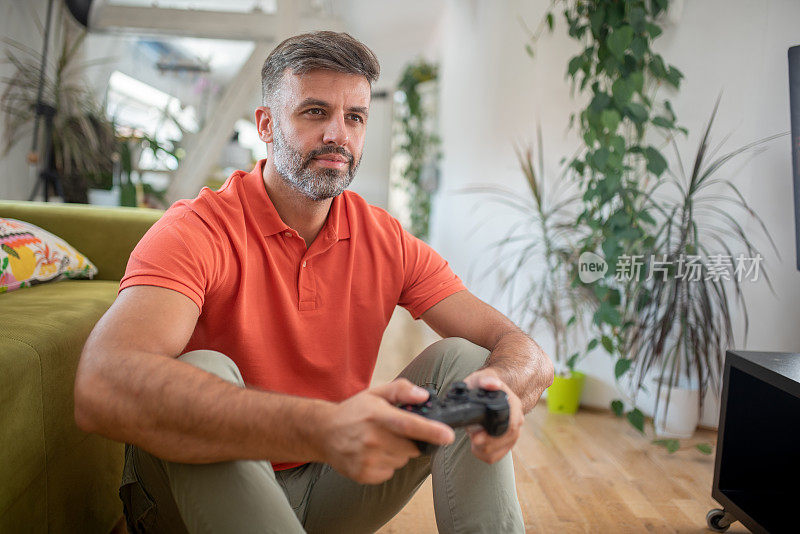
[[320, 379, 455, 485], [463, 369, 524, 464]]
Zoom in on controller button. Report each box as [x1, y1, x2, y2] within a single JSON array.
[[448, 382, 468, 398]]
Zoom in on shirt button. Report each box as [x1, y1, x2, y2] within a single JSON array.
[[302, 261, 307, 267], [284, 231, 291, 237]]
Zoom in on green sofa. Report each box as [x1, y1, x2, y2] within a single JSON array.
[[0, 200, 162, 533]]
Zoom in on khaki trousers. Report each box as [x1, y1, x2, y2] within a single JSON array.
[[119, 337, 524, 533]]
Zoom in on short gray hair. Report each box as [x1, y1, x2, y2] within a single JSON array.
[[261, 31, 380, 106]]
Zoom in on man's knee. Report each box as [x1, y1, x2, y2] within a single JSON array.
[[178, 350, 245, 387], [427, 337, 491, 378]]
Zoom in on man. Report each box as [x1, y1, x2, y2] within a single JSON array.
[[74, 31, 553, 533]]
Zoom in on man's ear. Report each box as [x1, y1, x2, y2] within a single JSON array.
[[255, 106, 274, 143]]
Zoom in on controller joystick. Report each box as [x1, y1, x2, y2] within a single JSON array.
[[398, 381, 510, 455]]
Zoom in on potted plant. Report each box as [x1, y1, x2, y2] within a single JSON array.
[[1, 6, 115, 203], [616, 98, 782, 437], [468, 134, 596, 414], [85, 110, 183, 208], [393, 59, 440, 241]]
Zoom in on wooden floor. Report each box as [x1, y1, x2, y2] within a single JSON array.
[[374, 310, 746, 533], [377, 406, 745, 533]]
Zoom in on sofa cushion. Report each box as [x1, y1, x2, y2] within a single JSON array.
[[0, 280, 119, 448], [1, 217, 98, 293], [0, 338, 47, 532], [0, 279, 124, 532], [0, 201, 163, 282]]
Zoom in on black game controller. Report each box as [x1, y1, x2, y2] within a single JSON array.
[[398, 381, 510, 454]]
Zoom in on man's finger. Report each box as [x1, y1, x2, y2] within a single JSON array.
[[476, 375, 503, 390], [375, 406, 455, 446], [475, 430, 518, 457], [368, 426, 424, 459], [472, 440, 512, 464], [470, 429, 488, 445]]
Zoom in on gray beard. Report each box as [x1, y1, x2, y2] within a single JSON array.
[[272, 123, 360, 201]]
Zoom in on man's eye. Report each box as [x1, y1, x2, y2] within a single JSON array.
[[348, 114, 364, 123], [307, 108, 324, 116]]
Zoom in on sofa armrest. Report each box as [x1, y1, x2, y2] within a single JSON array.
[[0, 200, 163, 281]]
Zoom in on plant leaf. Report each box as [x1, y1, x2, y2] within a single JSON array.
[[601, 109, 621, 134], [607, 25, 633, 61], [627, 408, 645, 434], [525, 43, 535, 58], [625, 102, 649, 125], [611, 399, 624, 417], [695, 443, 713, 455], [615, 357, 632, 379], [645, 146, 668, 176], [601, 335, 614, 353], [653, 439, 681, 453], [566, 352, 580, 371]]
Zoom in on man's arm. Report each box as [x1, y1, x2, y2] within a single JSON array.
[[75, 285, 333, 463], [75, 285, 453, 483], [419, 290, 554, 464], [419, 289, 554, 413]]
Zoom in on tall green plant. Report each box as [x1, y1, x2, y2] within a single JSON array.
[[395, 60, 440, 240], [531, 0, 685, 349]]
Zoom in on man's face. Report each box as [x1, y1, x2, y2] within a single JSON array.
[[262, 69, 371, 201]]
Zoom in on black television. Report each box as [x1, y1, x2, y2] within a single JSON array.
[[790, 45, 800, 270], [709, 350, 800, 533]]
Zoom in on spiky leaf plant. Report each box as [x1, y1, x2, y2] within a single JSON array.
[[619, 97, 783, 418], [468, 131, 596, 375], [1, 5, 115, 202]]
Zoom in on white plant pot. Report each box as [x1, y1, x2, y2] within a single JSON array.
[[653, 385, 700, 438], [88, 187, 120, 206]]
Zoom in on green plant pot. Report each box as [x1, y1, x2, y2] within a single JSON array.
[[546, 371, 586, 414]]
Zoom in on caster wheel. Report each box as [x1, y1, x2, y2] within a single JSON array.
[[706, 508, 734, 532]]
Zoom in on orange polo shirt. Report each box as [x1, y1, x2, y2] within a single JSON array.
[[119, 159, 466, 469]]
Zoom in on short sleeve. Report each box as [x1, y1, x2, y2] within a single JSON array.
[[119, 208, 219, 312], [396, 222, 466, 319]]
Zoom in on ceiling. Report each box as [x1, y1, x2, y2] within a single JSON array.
[[336, 0, 447, 87], [107, 0, 279, 13], [97, 0, 446, 91]]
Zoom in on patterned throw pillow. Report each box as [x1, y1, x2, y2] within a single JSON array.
[[0, 218, 98, 294]]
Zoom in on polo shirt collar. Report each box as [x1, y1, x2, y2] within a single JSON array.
[[244, 159, 351, 241]]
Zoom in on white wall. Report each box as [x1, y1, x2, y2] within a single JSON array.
[[348, 91, 392, 208], [0, 0, 51, 200], [433, 0, 800, 426]]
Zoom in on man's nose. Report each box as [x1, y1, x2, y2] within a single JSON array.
[[322, 113, 349, 146]]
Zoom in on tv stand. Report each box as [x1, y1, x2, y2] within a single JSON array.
[[708, 350, 800, 533]]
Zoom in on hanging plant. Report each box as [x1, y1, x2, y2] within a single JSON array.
[[394, 59, 440, 241], [528, 0, 686, 352]]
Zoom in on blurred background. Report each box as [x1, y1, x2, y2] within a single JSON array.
[[2, 0, 800, 432]]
